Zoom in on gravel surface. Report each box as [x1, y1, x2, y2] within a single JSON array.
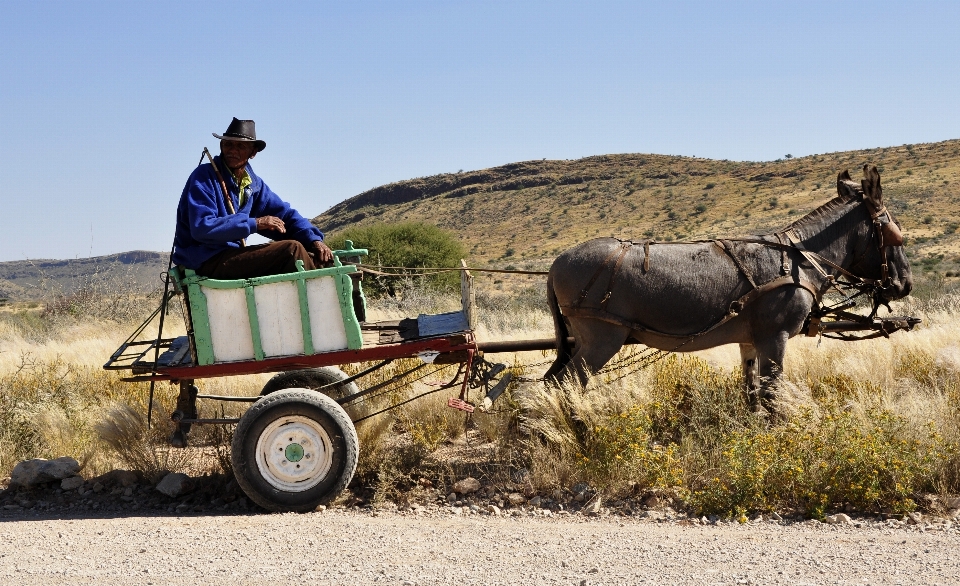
[[1, 508, 958, 585], [2, 469, 958, 584]]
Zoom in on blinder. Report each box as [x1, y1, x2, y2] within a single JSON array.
[[863, 202, 899, 289], [879, 214, 903, 246]]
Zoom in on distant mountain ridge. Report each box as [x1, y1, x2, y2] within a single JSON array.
[[0, 251, 168, 301]]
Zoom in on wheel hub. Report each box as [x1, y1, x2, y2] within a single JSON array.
[[285, 443, 304, 462], [255, 416, 334, 492]]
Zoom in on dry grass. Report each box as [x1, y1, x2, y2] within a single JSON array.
[[1, 278, 958, 519], [0, 288, 265, 479], [94, 403, 193, 480]]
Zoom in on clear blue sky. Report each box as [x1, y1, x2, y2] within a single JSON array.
[[2, 1, 958, 261]]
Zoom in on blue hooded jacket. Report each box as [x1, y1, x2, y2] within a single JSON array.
[[172, 156, 324, 269]]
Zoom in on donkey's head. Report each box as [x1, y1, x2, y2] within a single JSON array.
[[836, 165, 912, 300]]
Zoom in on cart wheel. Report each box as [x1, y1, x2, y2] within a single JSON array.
[[260, 367, 358, 400], [232, 389, 358, 512], [261, 367, 367, 419]]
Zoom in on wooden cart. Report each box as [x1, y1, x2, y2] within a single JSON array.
[[104, 243, 511, 512]]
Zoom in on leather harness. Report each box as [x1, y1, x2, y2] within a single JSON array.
[[559, 203, 898, 342]]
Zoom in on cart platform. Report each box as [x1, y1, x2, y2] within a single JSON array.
[[117, 311, 475, 381]]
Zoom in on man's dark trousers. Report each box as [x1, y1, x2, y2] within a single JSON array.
[[197, 241, 318, 279]]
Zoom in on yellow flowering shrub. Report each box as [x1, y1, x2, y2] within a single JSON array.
[[690, 406, 952, 518], [577, 405, 684, 490]]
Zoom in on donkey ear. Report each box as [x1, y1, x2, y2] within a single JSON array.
[[836, 169, 856, 197], [861, 164, 882, 207]]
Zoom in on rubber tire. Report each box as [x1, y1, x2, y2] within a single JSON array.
[[260, 367, 359, 400], [232, 388, 359, 513]]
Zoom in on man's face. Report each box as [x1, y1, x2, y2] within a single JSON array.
[[220, 140, 258, 170]]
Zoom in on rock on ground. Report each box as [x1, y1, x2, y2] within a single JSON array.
[[60, 476, 84, 491], [826, 513, 853, 525], [452, 477, 481, 495], [583, 497, 602, 516], [95, 470, 140, 488], [9, 457, 80, 489], [507, 492, 526, 506], [155, 473, 193, 498]]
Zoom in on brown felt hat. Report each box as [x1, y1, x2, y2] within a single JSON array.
[[213, 117, 266, 152]]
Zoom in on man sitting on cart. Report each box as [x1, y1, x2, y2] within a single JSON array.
[[173, 117, 334, 279]]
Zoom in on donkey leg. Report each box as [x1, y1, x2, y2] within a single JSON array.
[[543, 276, 574, 381], [754, 333, 789, 417], [555, 319, 630, 388], [747, 287, 812, 419], [550, 320, 630, 440], [543, 342, 573, 381], [739, 343, 762, 411]]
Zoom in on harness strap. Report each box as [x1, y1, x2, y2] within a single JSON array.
[[715, 240, 758, 290], [784, 229, 875, 296], [735, 233, 880, 288], [870, 207, 891, 287], [600, 243, 633, 310], [573, 242, 631, 308], [643, 240, 652, 273], [774, 232, 790, 275], [618, 234, 887, 290], [785, 229, 832, 281], [560, 275, 820, 340]]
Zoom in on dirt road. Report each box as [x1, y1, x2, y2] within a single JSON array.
[[0, 509, 957, 585]]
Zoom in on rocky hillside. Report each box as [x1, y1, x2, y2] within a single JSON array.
[[0, 251, 167, 302], [313, 140, 960, 279]]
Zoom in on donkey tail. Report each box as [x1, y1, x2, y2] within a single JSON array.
[[543, 271, 573, 380]]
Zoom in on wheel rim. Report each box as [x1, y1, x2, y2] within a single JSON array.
[[255, 415, 334, 493]]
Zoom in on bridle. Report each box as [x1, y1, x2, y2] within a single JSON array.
[[789, 196, 902, 321], [849, 200, 900, 292]]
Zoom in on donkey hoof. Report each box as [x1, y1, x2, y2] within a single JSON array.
[[749, 398, 772, 420]]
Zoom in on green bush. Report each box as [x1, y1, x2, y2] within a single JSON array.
[[325, 222, 466, 297], [689, 407, 949, 519]]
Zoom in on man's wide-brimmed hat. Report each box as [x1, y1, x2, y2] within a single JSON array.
[[213, 117, 266, 152]]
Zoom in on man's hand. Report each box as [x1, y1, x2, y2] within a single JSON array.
[[255, 216, 286, 233], [312, 241, 334, 266]]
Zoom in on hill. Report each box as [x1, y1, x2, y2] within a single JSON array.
[[313, 140, 960, 279], [0, 251, 167, 302]]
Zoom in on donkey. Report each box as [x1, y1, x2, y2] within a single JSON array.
[[545, 165, 912, 413]]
